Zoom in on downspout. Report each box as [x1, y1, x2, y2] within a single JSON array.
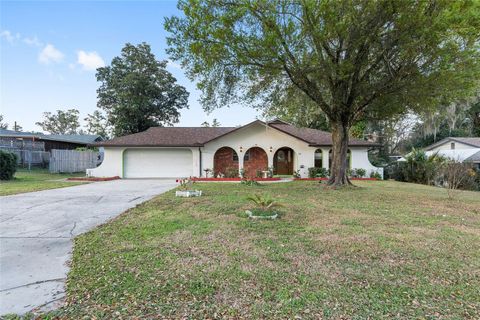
[[198, 147, 202, 177]]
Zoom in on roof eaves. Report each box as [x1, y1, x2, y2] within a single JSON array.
[[90, 143, 205, 148], [202, 119, 266, 144]]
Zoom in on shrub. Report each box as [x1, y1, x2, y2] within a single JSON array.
[[241, 178, 261, 186], [308, 167, 329, 178], [246, 194, 282, 212], [370, 171, 382, 180], [225, 166, 238, 178], [293, 170, 301, 178], [0, 150, 18, 180], [442, 162, 479, 197], [392, 149, 446, 185], [355, 168, 366, 178]]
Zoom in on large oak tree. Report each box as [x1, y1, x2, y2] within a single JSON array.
[[165, 0, 480, 186], [96, 43, 189, 137]]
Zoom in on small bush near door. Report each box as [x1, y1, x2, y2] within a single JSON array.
[[0, 150, 18, 180], [308, 167, 329, 178]]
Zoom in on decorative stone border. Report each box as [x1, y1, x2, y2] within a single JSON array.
[[67, 176, 120, 182], [245, 210, 278, 220], [176, 190, 203, 197]]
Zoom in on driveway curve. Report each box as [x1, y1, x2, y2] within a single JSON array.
[[0, 179, 177, 315]]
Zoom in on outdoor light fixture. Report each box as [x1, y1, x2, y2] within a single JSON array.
[[239, 146, 243, 152], [269, 146, 273, 152]]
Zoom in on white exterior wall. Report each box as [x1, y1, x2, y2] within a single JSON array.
[[350, 148, 383, 178], [87, 147, 125, 177], [87, 147, 200, 178], [202, 122, 315, 178], [87, 123, 382, 179], [429, 141, 473, 152]]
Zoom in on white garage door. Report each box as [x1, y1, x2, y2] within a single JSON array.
[[123, 148, 193, 178]]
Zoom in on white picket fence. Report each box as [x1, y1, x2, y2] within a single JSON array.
[[49, 149, 99, 173]]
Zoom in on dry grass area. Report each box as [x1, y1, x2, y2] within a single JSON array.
[[48, 181, 480, 319], [0, 169, 85, 196]]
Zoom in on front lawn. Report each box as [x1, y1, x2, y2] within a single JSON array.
[[0, 168, 86, 196], [58, 181, 479, 319]]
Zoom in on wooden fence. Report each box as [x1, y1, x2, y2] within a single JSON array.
[[0, 146, 50, 168], [49, 149, 99, 173]]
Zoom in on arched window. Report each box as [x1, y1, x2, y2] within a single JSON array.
[[314, 149, 322, 168]]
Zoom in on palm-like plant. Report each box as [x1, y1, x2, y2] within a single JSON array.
[[246, 194, 282, 212]]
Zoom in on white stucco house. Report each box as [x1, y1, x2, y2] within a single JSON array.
[[424, 137, 480, 169], [87, 119, 382, 178]]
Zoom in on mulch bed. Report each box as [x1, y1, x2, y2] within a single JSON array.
[[67, 176, 121, 182], [294, 177, 379, 181], [192, 177, 282, 182]]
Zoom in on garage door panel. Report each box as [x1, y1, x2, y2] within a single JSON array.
[[124, 149, 193, 178]]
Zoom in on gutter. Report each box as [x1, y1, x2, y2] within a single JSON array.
[[198, 147, 202, 177]]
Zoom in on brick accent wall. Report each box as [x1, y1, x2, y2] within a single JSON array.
[[214, 147, 238, 177], [243, 147, 268, 178]]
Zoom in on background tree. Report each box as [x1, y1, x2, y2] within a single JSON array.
[[84, 110, 110, 138], [12, 122, 22, 132], [36, 109, 80, 134], [96, 42, 189, 137], [211, 118, 221, 127], [264, 85, 330, 131], [165, 0, 480, 186], [0, 115, 8, 130]]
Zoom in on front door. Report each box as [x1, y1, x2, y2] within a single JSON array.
[[274, 148, 293, 175]]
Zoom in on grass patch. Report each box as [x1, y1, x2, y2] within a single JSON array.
[[51, 181, 479, 319], [0, 168, 85, 196]]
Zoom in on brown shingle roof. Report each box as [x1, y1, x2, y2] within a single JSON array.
[[95, 121, 379, 147], [97, 127, 236, 147]]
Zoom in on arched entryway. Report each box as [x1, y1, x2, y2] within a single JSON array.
[[274, 147, 294, 175], [243, 147, 268, 178], [214, 147, 239, 178]]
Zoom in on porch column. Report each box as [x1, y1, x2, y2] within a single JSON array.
[[322, 148, 329, 170], [238, 150, 244, 177], [267, 152, 274, 170]]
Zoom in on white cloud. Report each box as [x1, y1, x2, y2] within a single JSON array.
[[0, 30, 20, 43], [38, 44, 64, 64], [167, 59, 182, 69], [77, 50, 105, 71], [23, 36, 42, 47]]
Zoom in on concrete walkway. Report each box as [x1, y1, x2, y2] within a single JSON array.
[[0, 179, 177, 316]]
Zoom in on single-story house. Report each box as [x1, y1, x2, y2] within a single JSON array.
[[0, 129, 104, 151], [88, 119, 382, 179], [424, 137, 480, 152], [398, 137, 480, 169]]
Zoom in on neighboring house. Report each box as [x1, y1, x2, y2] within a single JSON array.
[[0, 129, 104, 151], [399, 137, 480, 169], [88, 119, 382, 178]]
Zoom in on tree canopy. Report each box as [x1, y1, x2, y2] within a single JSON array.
[[96, 42, 189, 137], [35, 109, 81, 134], [165, 0, 480, 185]]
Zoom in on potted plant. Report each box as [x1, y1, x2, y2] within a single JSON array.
[[245, 194, 282, 219], [203, 168, 212, 178], [175, 177, 203, 197]]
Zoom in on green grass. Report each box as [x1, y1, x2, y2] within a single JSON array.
[[0, 168, 86, 196], [49, 181, 479, 319]]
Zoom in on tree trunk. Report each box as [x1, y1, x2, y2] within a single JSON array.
[[327, 121, 352, 186]]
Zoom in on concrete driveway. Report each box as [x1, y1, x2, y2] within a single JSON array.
[[0, 179, 177, 315]]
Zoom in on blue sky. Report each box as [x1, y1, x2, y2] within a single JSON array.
[[0, 0, 260, 132]]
